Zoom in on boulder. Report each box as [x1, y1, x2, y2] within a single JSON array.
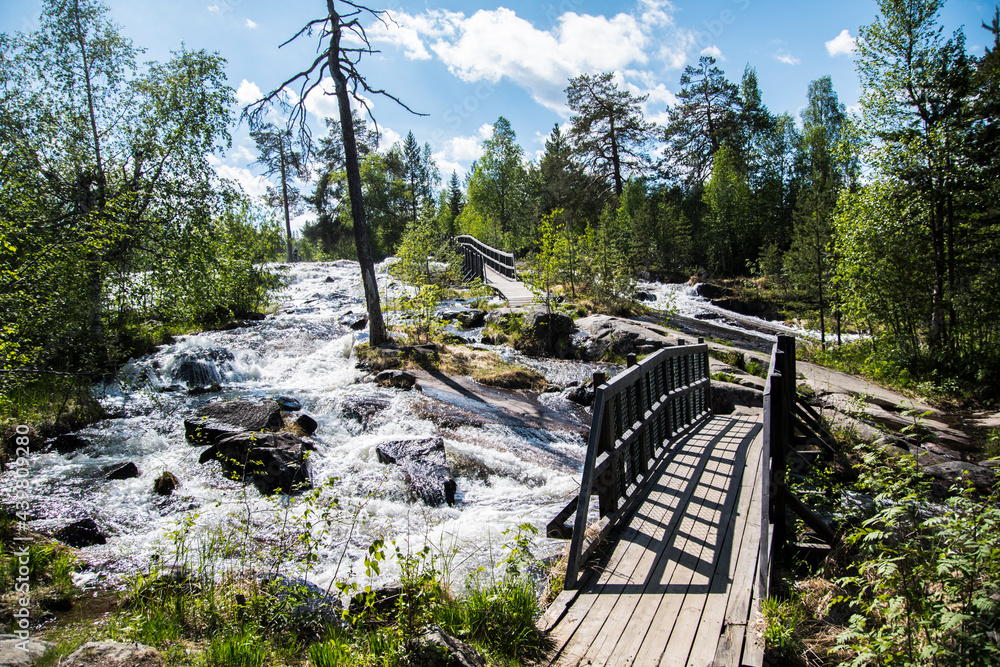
[[233, 311, 266, 321], [711, 382, 763, 414], [573, 315, 672, 360], [457, 309, 486, 328], [347, 584, 403, 621], [50, 433, 92, 455], [375, 370, 418, 391], [923, 461, 996, 497], [105, 462, 139, 480], [337, 394, 392, 431], [376, 437, 457, 507], [294, 413, 318, 436], [54, 518, 106, 548], [634, 290, 657, 302], [712, 296, 781, 320], [694, 283, 734, 300], [198, 431, 312, 495], [276, 396, 302, 411], [169, 349, 234, 387], [339, 312, 369, 330], [0, 635, 54, 667], [260, 574, 343, 629], [184, 400, 284, 446], [563, 384, 595, 407], [154, 471, 179, 496], [409, 624, 487, 667], [61, 641, 163, 667]]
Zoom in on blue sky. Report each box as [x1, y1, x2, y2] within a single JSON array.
[[2, 0, 993, 229]]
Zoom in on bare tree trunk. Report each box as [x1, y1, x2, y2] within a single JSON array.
[[278, 136, 293, 262], [327, 0, 387, 347]]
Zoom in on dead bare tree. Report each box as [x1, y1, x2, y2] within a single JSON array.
[[243, 0, 424, 347]]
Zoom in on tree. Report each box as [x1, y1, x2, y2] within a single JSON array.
[[400, 130, 439, 226], [244, 0, 426, 348], [702, 145, 753, 275], [463, 117, 528, 249], [535, 124, 598, 234], [663, 56, 742, 185], [566, 72, 655, 198], [447, 171, 464, 221], [251, 123, 310, 262]]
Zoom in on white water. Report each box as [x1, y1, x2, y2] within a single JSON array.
[[636, 280, 861, 344], [1, 261, 588, 592]]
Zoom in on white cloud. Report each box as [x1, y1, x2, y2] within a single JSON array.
[[217, 164, 268, 199], [245, 18, 257, 29], [774, 49, 800, 65], [701, 45, 724, 61], [370, 6, 691, 114], [236, 79, 262, 106], [826, 29, 856, 57], [207, 5, 221, 16], [303, 77, 340, 120]]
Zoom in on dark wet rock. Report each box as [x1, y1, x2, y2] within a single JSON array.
[[634, 290, 656, 302], [186, 383, 221, 396], [979, 458, 1000, 468], [438, 308, 486, 328], [324, 276, 335, 283], [564, 384, 595, 407], [375, 370, 418, 391], [694, 283, 734, 300], [105, 462, 139, 480], [376, 436, 456, 507], [488, 305, 576, 356], [294, 413, 318, 436], [62, 641, 164, 667], [51, 433, 92, 455], [0, 634, 53, 666], [54, 518, 107, 548], [198, 431, 312, 495], [339, 311, 369, 330], [712, 296, 781, 320], [348, 584, 403, 620], [185, 400, 284, 446], [337, 394, 392, 431], [410, 624, 487, 667], [260, 574, 343, 629], [694, 312, 721, 320], [711, 382, 763, 415], [154, 471, 179, 496], [277, 396, 302, 411], [234, 311, 266, 321], [923, 461, 996, 497]]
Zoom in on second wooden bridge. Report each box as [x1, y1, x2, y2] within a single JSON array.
[[455, 234, 533, 307], [541, 335, 835, 666]]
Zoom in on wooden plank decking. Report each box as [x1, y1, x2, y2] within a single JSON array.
[[543, 414, 766, 667], [483, 265, 534, 307]]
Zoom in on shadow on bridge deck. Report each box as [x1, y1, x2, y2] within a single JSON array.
[[542, 415, 766, 667]]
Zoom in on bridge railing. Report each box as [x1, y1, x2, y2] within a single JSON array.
[[549, 340, 713, 589], [454, 234, 516, 281], [762, 334, 837, 596]]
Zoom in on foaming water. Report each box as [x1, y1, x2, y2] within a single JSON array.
[[1, 261, 586, 593]]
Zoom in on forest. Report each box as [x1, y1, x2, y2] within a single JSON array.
[[3, 0, 998, 416]]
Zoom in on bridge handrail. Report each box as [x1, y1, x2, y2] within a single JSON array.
[[454, 234, 516, 281], [552, 340, 713, 589]]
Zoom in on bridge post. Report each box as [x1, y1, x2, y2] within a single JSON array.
[[770, 350, 788, 572]]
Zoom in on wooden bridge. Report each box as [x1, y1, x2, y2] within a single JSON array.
[[455, 234, 533, 307], [541, 335, 835, 666]]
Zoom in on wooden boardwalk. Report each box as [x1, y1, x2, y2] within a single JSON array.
[[542, 414, 767, 667], [483, 265, 534, 307]]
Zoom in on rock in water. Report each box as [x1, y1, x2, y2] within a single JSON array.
[[54, 518, 107, 548], [374, 370, 418, 390], [294, 413, 318, 436], [50, 433, 92, 454], [376, 437, 457, 507], [276, 396, 302, 411], [61, 641, 164, 667], [184, 399, 284, 446], [105, 462, 139, 480], [198, 431, 312, 495], [154, 471, 179, 496]]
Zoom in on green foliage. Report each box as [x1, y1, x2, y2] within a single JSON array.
[[835, 446, 1000, 666], [761, 595, 805, 659]]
